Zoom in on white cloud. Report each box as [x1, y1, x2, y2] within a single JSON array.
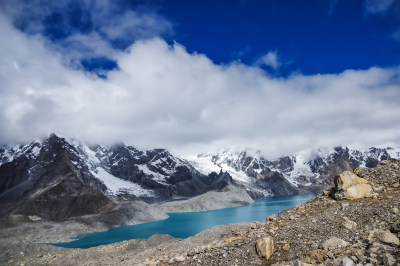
[[0, 0, 173, 68], [0, 13, 400, 159], [255, 51, 280, 69]]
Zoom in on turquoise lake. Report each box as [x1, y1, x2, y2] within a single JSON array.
[[52, 193, 317, 249]]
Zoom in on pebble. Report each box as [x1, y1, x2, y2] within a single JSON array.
[[322, 237, 349, 251], [375, 231, 400, 246], [383, 253, 396, 266], [333, 256, 355, 266]]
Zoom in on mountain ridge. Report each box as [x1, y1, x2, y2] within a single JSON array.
[[1, 134, 399, 221], [0, 134, 246, 221], [187, 145, 400, 197]]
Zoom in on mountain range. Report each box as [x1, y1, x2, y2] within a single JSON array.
[[0, 134, 399, 221], [0, 134, 234, 220], [188, 146, 400, 197]]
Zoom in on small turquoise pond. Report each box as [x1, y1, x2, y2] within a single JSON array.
[[52, 193, 317, 249]]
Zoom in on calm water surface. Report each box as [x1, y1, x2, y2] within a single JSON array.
[[52, 193, 317, 249]]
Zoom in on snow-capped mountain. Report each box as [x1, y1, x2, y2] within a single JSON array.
[[187, 146, 400, 197], [0, 134, 236, 220], [1, 134, 399, 220]]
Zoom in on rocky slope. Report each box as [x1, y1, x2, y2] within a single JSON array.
[[188, 146, 400, 197], [6, 159, 399, 265], [0, 134, 114, 220], [0, 134, 249, 221], [158, 184, 254, 213]]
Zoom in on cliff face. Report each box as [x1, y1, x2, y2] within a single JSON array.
[[0, 134, 114, 220]]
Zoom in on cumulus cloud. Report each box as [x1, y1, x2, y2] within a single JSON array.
[[0, 0, 173, 70], [0, 13, 400, 158], [255, 51, 280, 69]]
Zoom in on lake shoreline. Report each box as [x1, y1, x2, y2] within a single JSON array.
[[0, 189, 314, 263], [0, 185, 256, 263], [52, 193, 316, 249]]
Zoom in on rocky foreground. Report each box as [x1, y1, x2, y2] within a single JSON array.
[[2, 160, 400, 265]]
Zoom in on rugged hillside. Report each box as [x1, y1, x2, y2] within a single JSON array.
[[0, 134, 114, 220], [188, 146, 400, 197], [0, 134, 243, 220], [6, 159, 399, 266]]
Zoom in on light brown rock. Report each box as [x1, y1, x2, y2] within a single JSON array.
[[346, 184, 373, 199], [376, 231, 400, 246], [335, 171, 368, 190], [174, 255, 186, 262], [343, 219, 357, 231], [322, 237, 349, 251], [333, 171, 372, 200], [256, 236, 274, 260], [309, 249, 326, 261]]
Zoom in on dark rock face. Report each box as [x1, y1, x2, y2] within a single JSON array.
[[0, 134, 113, 220], [0, 156, 30, 196], [83, 144, 234, 200], [305, 147, 397, 191], [207, 151, 301, 197], [16, 181, 115, 221], [0, 134, 245, 220]]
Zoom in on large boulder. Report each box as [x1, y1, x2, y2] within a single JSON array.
[[332, 171, 373, 200]]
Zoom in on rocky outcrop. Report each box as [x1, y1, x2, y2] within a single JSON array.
[[256, 236, 274, 260], [332, 171, 373, 200], [0, 135, 113, 220]]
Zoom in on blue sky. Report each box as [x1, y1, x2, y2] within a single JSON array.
[[0, 0, 399, 157], [163, 0, 400, 75], [4, 0, 400, 76]]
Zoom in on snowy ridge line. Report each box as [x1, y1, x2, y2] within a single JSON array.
[[68, 141, 173, 196], [187, 146, 400, 190], [0, 140, 42, 166], [0, 136, 195, 198], [2, 135, 400, 198]]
